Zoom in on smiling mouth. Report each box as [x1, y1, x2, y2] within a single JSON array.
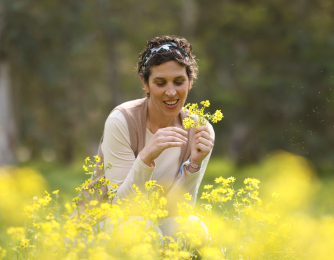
[[163, 99, 179, 105]]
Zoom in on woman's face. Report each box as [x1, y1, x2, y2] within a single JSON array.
[[141, 60, 192, 120]]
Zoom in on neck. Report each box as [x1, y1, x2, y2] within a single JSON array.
[[146, 101, 179, 134]]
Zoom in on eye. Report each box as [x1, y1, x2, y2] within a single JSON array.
[[155, 81, 165, 86], [175, 81, 185, 86]]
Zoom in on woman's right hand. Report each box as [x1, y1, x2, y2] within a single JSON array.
[[140, 127, 188, 167]]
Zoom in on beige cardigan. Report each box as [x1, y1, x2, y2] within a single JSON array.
[[73, 97, 210, 217]]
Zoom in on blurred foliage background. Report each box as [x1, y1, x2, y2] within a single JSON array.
[[0, 0, 334, 177]]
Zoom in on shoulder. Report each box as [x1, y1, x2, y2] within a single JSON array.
[[105, 97, 148, 128], [105, 110, 128, 134], [116, 98, 148, 111]]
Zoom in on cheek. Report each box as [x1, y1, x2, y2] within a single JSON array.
[[180, 86, 190, 97], [150, 86, 165, 98]]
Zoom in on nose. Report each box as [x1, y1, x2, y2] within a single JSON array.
[[165, 83, 176, 97]]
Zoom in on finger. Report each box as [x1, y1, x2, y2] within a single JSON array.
[[195, 126, 213, 140], [195, 136, 214, 148], [162, 131, 188, 142], [195, 131, 214, 143], [162, 126, 188, 136], [157, 136, 187, 145], [158, 141, 185, 150], [194, 125, 209, 134], [195, 142, 212, 154]]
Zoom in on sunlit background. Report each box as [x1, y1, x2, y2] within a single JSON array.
[[0, 1, 334, 258]]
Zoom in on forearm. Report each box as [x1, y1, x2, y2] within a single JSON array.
[[112, 153, 154, 202], [164, 148, 212, 216]]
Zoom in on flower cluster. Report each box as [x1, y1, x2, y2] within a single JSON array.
[[1, 152, 334, 260], [183, 100, 223, 129]]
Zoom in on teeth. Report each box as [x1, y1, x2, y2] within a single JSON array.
[[165, 100, 178, 105]]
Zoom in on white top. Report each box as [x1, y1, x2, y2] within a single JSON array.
[[102, 109, 215, 206]]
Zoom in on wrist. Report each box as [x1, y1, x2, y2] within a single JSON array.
[[139, 151, 155, 167], [190, 158, 202, 167], [186, 157, 201, 173]]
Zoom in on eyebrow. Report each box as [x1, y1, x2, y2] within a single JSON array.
[[153, 76, 186, 80]]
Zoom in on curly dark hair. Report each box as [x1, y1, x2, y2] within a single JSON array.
[[137, 36, 198, 85]]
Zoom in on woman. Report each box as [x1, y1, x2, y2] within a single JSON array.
[[78, 36, 214, 246]]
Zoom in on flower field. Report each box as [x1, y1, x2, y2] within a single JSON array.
[[0, 151, 333, 260]]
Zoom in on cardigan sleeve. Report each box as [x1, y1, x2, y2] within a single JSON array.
[[164, 123, 215, 215], [102, 110, 155, 201]]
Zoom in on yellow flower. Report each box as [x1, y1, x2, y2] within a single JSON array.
[[72, 197, 80, 203], [204, 184, 213, 189], [7, 227, 25, 241], [184, 193, 193, 201], [94, 155, 101, 163], [90, 200, 99, 206], [212, 110, 223, 123], [204, 204, 212, 210], [99, 163, 104, 170], [52, 190, 59, 195], [183, 103, 190, 111], [83, 165, 88, 171], [201, 192, 211, 200], [89, 189, 94, 195], [159, 197, 167, 207], [85, 157, 90, 164], [201, 100, 210, 107], [183, 117, 196, 129], [227, 176, 236, 183], [85, 171, 94, 175], [19, 238, 30, 249], [111, 183, 119, 189], [214, 176, 224, 183], [32, 222, 40, 229], [237, 188, 245, 196], [145, 180, 156, 190], [107, 191, 116, 199]]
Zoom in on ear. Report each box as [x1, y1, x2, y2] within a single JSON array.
[[141, 77, 150, 95], [188, 80, 193, 91]]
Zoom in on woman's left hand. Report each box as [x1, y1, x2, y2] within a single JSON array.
[[190, 125, 214, 166]]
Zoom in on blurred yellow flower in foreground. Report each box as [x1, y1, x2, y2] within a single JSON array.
[[0, 151, 333, 260], [0, 166, 48, 226]]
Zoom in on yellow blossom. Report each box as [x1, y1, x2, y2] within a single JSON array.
[[212, 110, 223, 123], [200, 100, 210, 107], [85, 157, 90, 164], [94, 155, 101, 163], [99, 163, 104, 170], [184, 193, 193, 201], [145, 180, 156, 190], [19, 238, 30, 249], [204, 184, 213, 189], [72, 197, 80, 203], [90, 200, 99, 206]]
